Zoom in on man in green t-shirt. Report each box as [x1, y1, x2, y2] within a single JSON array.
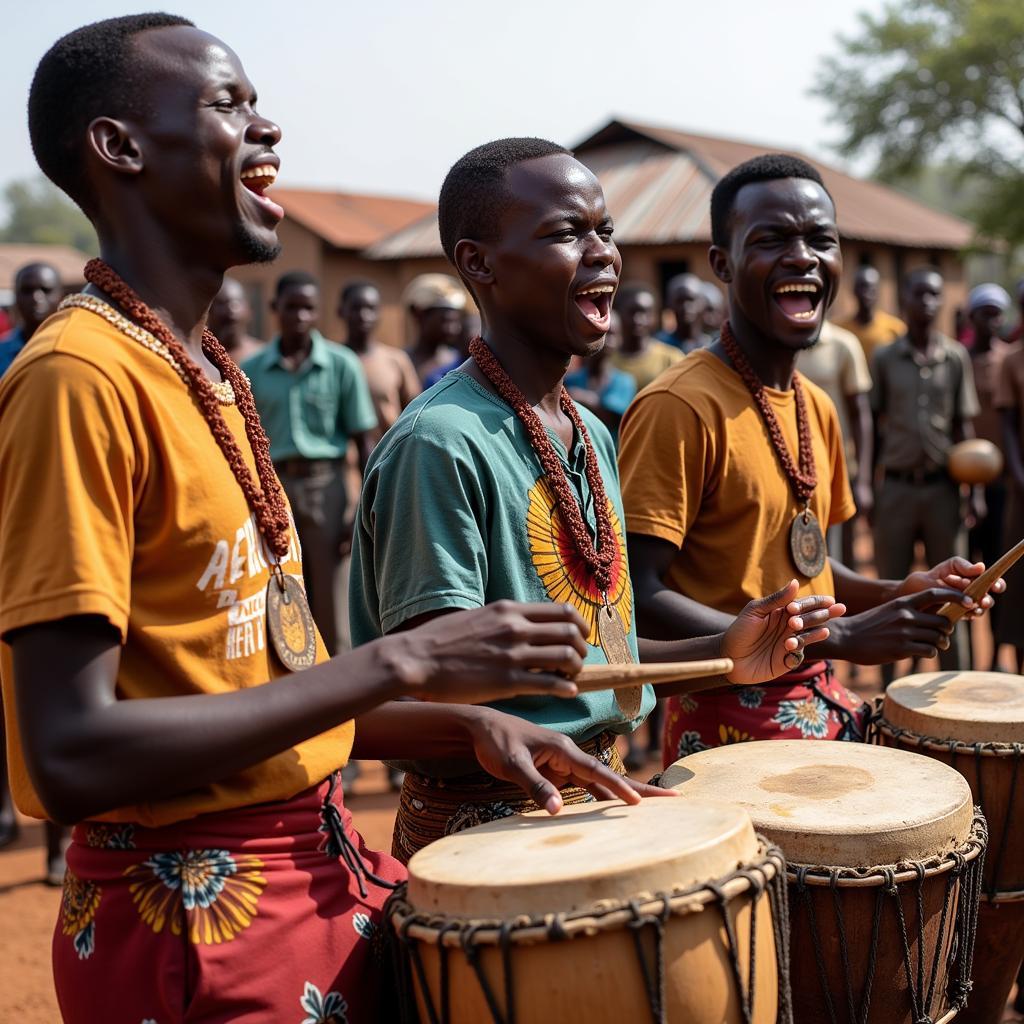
[[350, 137, 846, 864]]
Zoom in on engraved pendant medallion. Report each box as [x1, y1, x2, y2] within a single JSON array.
[[266, 574, 318, 672], [789, 507, 827, 578], [597, 604, 642, 720]]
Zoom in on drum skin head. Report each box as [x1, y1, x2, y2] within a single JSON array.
[[884, 671, 1024, 744], [662, 741, 973, 868], [407, 798, 758, 918]]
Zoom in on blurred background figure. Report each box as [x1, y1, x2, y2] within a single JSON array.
[[207, 277, 264, 363], [0, 260, 68, 884], [797, 320, 873, 568], [996, 339, 1024, 673], [243, 271, 377, 655], [966, 284, 1013, 668], [1007, 279, 1024, 344], [837, 265, 906, 367], [609, 283, 682, 392], [700, 281, 725, 335], [340, 280, 419, 443], [404, 273, 466, 386], [657, 273, 711, 354], [871, 267, 980, 683], [565, 310, 636, 440], [0, 262, 61, 375], [423, 307, 480, 389]]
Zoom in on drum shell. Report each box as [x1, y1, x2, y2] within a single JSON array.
[[876, 727, 1024, 899], [788, 868, 966, 1024], [404, 882, 779, 1024]]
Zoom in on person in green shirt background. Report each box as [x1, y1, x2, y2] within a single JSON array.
[[244, 271, 377, 654]]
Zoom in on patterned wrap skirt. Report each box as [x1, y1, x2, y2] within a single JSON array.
[[662, 660, 870, 768], [391, 730, 626, 865], [53, 774, 406, 1024]]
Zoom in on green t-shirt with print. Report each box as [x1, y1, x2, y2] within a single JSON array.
[[349, 370, 653, 772]]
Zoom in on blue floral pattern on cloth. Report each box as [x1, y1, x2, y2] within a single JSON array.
[[300, 980, 349, 1023], [125, 848, 266, 944], [771, 696, 831, 739], [60, 871, 101, 960], [737, 687, 766, 709]]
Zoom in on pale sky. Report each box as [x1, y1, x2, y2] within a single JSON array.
[[2, 0, 886, 206]]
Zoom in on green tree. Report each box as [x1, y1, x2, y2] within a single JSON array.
[[816, 0, 1024, 248], [0, 177, 97, 254]]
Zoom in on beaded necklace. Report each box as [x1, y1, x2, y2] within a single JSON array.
[[720, 320, 826, 577], [68, 259, 316, 671]]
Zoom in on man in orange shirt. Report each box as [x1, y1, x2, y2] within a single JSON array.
[[619, 155, 999, 763], [2, 16, 650, 1022]]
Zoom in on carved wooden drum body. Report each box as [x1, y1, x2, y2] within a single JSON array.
[[662, 741, 986, 1024], [386, 798, 790, 1024], [875, 671, 1024, 1023]]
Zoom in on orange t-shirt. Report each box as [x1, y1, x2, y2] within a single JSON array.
[[0, 308, 349, 827], [618, 350, 855, 614]]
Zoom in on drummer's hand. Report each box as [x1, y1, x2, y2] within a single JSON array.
[[897, 556, 1004, 618], [722, 581, 845, 684], [468, 709, 677, 815], [831, 587, 968, 662], [394, 601, 588, 704]]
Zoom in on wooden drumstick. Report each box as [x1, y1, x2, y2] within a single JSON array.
[[937, 537, 1024, 623], [574, 659, 734, 693]]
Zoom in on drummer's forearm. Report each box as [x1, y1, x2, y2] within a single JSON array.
[[352, 701, 482, 760], [635, 585, 735, 642], [637, 633, 723, 664], [828, 557, 900, 614]]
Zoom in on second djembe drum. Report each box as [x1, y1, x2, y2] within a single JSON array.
[[385, 797, 791, 1023], [875, 671, 1024, 1024], [662, 740, 986, 1024]]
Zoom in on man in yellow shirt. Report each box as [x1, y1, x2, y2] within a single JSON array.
[[836, 264, 906, 366], [3, 16, 648, 1022], [609, 282, 683, 390], [619, 154, 998, 764]]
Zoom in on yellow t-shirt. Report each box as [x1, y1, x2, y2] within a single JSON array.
[[0, 308, 350, 827], [835, 309, 906, 365], [618, 350, 855, 614], [609, 339, 684, 392]]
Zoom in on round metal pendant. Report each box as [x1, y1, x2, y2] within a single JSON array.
[[597, 604, 642, 720], [789, 509, 827, 578], [266, 575, 318, 672]]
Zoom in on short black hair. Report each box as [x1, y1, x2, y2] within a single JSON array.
[[340, 280, 379, 306], [14, 262, 60, 288], [438, 137, 571, 264], [710, 154, 830, 248], [28, 13, 195, 211], [274, 270, 318, 298]]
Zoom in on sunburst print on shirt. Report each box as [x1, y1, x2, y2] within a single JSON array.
[[526, 476, 632, 646]]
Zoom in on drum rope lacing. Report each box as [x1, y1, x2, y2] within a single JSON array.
[[790, 811, 987, 1024], [383, 839, 793, 1024], [869, 699, 1024, 901]]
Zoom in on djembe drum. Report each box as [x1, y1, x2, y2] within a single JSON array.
[[385, 798, 791, 1024], [873, 671, 1024, 1024], [661, 741, 987, 1024]]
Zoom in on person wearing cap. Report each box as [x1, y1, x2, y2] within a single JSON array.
[[404, 272, 467, 385], [967, 283, 1013, 666], [871, 267, 981, 682]]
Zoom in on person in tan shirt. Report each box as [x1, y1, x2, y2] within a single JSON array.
[[619, 153, 1000, 764], [836, 264, 906, 365]]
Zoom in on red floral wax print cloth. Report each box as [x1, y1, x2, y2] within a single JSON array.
[[662, 660, 870, 768], [53, 773, 406, 1023]]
